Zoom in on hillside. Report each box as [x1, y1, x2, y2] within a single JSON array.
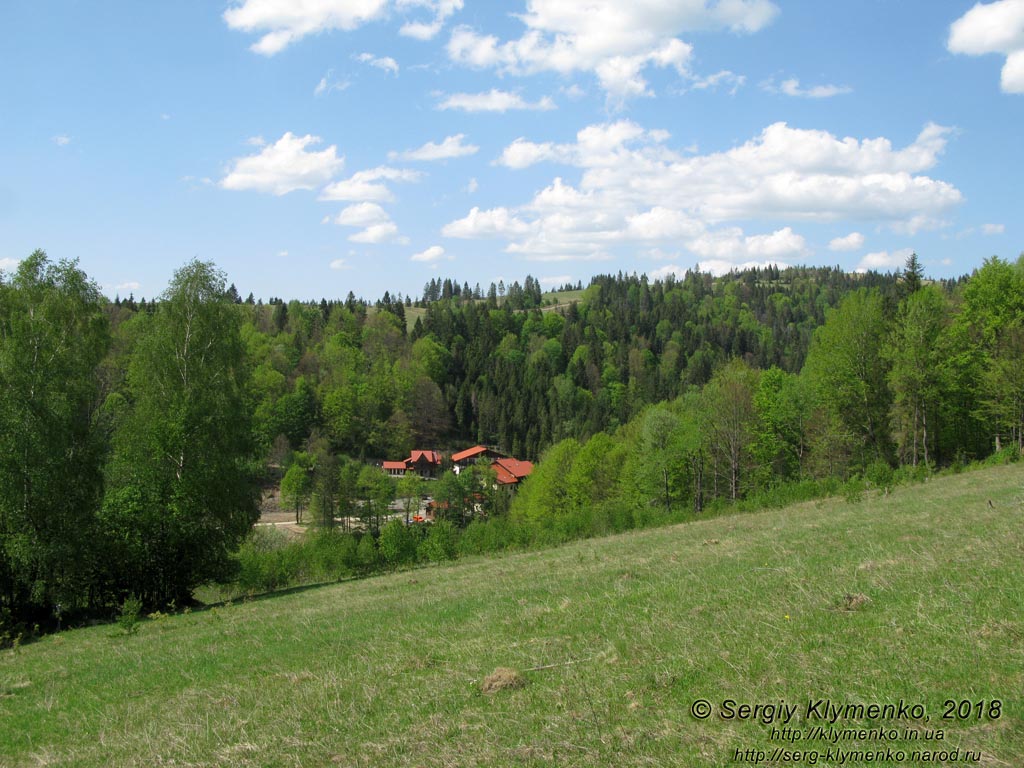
[[1, 465, 1021, 767]]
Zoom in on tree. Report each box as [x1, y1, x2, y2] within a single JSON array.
[[280, 462, 312, 524], [701, 360, 759, 501], [884, 286, 949, 466], [378, 519, 416, 568], [0, 251, 109, 623], [397, 471, 424, 524], [803, 289, 892, 470], [102, 260, 259, 608]]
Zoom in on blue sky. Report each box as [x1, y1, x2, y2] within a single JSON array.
[[1, 0, 1022, 301]]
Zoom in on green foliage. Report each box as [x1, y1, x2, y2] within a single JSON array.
[[117, 595, 143, 636], [0, 251, 109, 622], [102, 260, 259, 608], [419, 521, 459, 563], [378, 520, 417, 568], [280, 463, 312, 524], [355, 534, 379, 573]]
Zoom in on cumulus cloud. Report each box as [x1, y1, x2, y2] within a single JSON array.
[[828, 232, 865, 252], [224, 0, 391, 55], [982, 222, 1006, 234], [948, 0, 1024, 93], [397, 0, 463, 39], [389, 134, 479, 161], [856, 247, 914, 273], [0, 257, 22, 272], [319, 166, 422, 202], [442, 206, 531, 238], [330, 258, 349, 270], [445, 0, 778, 98], [411, 245, 447, 262], [356, 52, 400, 74], [329, 202, 391, 227], [349, 222, 408, 244], [763, 77, 852, 98], [436, 89, 556, 112], [443, 119, 961, 265], [52, 135, 71, 147], [220, 132, 344, 195]]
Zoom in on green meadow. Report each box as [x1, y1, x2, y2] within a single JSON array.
[[2, 465, 1021, 767]]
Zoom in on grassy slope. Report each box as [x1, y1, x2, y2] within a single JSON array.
[[2, 466, 1022, 767]]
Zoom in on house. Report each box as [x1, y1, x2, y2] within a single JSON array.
[[382, 460, 408, 478], [491, 457, 533, 488], [382, 450, 443, 479], [451, 445, 505, 468], [407, 450, 442, 479]]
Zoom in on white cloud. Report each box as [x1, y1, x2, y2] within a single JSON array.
[[0, 257, 22, 272], [350, 222, 408, 244], [221, 132, 344, 195], [687, 70, 746, 94], [52, 135, 71, 147], [949, 0, 1024, 93], [224, 0, 390, 55], [356, 52, 400, 74], [278, 250, 290, 257], [442, 206, 531, 238], [687, 226, 808, 261], [112, 281, 141, 293], [436, 89, 556, 112], [445, 0, 778, 98], [444, 119, 961, 264], [397, 0, 462, 40], [411, 245, 447, 262], [828, 232, 865, 252], [466, 177, 479, 193], [330, 202, 391, 227], [389, 134, 479, 161], [319, 166, 422, 202], [330, 258, 350, 270], [982, 222, 1006, 234], [764, 77, 852, 98], [856, 247, 914, 273], [314, 70, 350, 96]]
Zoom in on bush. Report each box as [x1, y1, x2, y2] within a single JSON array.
[[355, 534, 379, 573], [419, 521, 459, 563], [378, 520, 417, 568], [118, 595, 143, 636]]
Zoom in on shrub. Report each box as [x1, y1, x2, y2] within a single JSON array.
[[419, 521, 459, 563], [118, 595, 143, 636]]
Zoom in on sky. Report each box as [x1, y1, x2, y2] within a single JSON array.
[[1, 0, 1022, 302]]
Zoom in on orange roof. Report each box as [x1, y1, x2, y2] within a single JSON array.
[[492, 458, 533, 485], [382, 460, 408, 470], [451, 445, 489, 463], [408, 450, 441, 465]]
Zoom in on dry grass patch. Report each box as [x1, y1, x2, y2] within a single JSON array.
[[480, 667, 525, 694]]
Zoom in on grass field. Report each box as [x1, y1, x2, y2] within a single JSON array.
[[2, 465, 1022, 767]]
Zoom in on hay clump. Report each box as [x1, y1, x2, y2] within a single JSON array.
[[481, 667, 525, 694]]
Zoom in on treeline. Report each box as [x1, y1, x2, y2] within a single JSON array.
[[1, 254, 258, 637], [510, 255, 1024, 535]]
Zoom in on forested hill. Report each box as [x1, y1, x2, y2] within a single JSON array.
[[104, 261, 979, 464], [411, 266, 926, 458]]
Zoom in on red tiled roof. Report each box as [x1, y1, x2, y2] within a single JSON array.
[[492, 458, 534, 485], [382, 460, 408, 470], [409, 450, 441, 465], [451, 445, 489, 463]]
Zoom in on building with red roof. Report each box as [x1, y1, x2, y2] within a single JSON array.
[[491, 457, 534, 487], [382, 450, 443, 479], [451, 445, 505, 467]]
